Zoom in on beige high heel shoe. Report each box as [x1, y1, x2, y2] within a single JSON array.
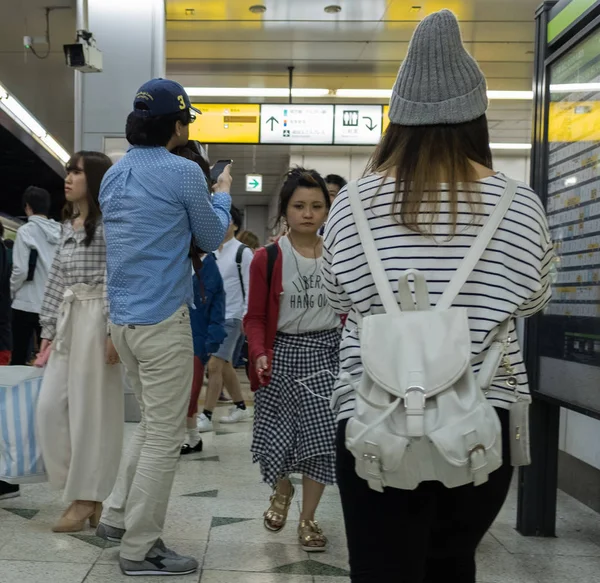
[[52, 501, 102, 533], [90, 502, 103, 528]]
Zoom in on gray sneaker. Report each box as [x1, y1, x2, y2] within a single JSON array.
[[119, 540, 198, 576], [96, 522, 126, 542]]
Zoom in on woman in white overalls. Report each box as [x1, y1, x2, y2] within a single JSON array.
[[37, 151, 123, 533]]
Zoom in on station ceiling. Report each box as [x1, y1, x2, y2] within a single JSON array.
[[0, 1, 542, 212], [165, 0, 541, 203]]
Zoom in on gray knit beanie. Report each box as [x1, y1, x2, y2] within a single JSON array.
[[388, 9, 488, 126]]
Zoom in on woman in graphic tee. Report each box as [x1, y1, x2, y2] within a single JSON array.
[[244, 168, 340, 552]]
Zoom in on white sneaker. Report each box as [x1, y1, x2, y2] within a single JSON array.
[[196, 413, 214, 433], [220, 406, 251, 424]]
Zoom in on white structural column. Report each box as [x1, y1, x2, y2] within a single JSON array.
[[74, 0, 165, 420], [74, 0, 165, 151]]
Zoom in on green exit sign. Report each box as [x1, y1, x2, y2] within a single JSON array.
[[245, 174, 263, 192]]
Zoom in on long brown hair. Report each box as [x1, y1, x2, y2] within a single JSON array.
[[63, 151, 112, 246], [171, 141, 212, 187], [368, 115, 493, 237]]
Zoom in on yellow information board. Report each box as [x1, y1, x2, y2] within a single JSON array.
[[383, 105, 390, 134], [189, 104, 260, 144], [548, 101, 600, 142]]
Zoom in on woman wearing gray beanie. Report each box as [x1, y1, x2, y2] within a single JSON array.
[[322, 9, 554, 583]]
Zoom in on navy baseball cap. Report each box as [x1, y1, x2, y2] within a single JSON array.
[[132, 78, 201, 118]]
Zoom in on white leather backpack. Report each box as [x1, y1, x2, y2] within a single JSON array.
[[344, 177, 518, 492]]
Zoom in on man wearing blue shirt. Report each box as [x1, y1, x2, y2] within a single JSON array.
[[97, 79, 231, 577]]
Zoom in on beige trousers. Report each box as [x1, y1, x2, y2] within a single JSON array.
[[101, 306, 193, 561], [36, 284, 124, 502]]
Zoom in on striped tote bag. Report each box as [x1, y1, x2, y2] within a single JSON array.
[[0, 366, 47, 484]]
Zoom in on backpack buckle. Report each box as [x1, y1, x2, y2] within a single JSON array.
[[405, 386, 426, 437], [361, 441, 384, 491], [468, 443, 489, 486]]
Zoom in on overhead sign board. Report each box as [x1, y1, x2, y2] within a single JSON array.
[[383, 105, 390, 134], [334, 105, 382, 145], [245, 174, 263, 192], [260, 104, 334, 144], [189, 103, 260, 144], [188, 103, 388, 145]]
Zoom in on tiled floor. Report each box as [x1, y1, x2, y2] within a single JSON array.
[[1, 379, 599, 582]]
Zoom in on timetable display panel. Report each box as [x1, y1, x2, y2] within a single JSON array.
[[538, 26, 600, 415]]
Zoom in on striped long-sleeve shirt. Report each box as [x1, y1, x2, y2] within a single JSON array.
[[322, 172, 555, 422]]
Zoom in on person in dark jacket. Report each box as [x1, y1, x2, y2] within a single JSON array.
[[181, 252, 226, 453], [0, 223, 19, 501], [4, 239, 13, 274], [171, 141, 228, 454], [0, 222, 12, 365]]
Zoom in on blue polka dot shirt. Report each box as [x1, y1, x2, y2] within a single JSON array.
[[99, 146, 231, 326]]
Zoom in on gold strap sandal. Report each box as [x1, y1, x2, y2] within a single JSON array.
[[298, 519, 327, 552], [263, 481, 295, 532]]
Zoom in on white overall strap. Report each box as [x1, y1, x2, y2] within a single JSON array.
[[347, 180, 402, 316], [54, 288, 76, 355], [436, 176, 518, 311]]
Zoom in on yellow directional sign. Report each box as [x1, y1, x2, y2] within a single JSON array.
[[383, 105, 390, 134], [189, 104, 260, 144]]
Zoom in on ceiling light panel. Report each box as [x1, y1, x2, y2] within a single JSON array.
[[0, 82, 70, 163], [184, 88, 534, 100], [489, 143, 532, 150], [184, 87, 330, 98]]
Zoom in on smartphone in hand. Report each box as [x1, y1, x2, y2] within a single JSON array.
[[210, 159, 233, 184]]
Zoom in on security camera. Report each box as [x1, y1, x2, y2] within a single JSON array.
[[64, 30, 102, 73]]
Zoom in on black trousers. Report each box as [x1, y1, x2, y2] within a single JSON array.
[[11, 309, 41, 365], [336, 408, 513, 583]]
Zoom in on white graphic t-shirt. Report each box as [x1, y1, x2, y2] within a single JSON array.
[[277, 236, 339, 334]]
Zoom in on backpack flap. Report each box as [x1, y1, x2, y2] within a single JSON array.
[[346, 415, 411, 493], [359, 307, 472, 436], [426, 390, 502, 485]]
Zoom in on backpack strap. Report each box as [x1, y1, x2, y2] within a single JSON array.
[[347, 175, 518, 316], [26, 249, 38, 282], [265, 243, 279, 291], [235, 244, 249, 300], [347, 181, 402, 316], [435, 175, 518, 311]]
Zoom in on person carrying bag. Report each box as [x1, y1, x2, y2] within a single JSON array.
[[343, 177, 518, 493], [322, 9, 555, 583]]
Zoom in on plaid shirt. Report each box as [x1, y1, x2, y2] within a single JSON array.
[[40, 221, 107, 340]]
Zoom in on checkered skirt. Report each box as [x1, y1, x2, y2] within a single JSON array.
[[251, 329, 340, 487]]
